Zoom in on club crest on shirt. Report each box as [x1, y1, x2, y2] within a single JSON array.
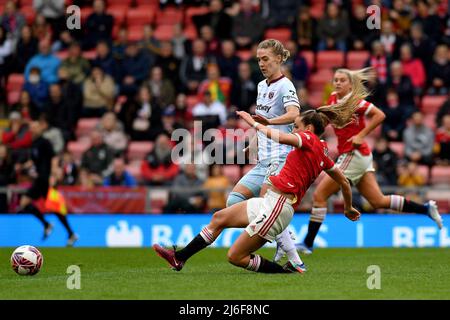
[[268, 92, 274, 99]]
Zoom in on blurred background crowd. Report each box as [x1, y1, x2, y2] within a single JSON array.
[[0, 0, 449, 214]]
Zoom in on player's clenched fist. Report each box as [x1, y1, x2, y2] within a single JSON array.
[[344, 207, 361, 221]]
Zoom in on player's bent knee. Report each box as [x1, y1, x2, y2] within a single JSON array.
[[313, 192, 327, 206], [211, 210, 227, 228], [227, 249, 245, 267], [370, 197, 389, 209], [226, 192, 247, 207]]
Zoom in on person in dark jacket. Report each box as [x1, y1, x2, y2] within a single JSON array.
[[84, 0, 114, 49]]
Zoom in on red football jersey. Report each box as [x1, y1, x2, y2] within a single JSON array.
[[327, 92, 374, 156], [269, 130, 335, 204]]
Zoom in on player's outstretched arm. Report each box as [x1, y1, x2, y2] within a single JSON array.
[[252, 105, 299, 125], [326, 167, 361, 221], [237, 111, 299, 147]]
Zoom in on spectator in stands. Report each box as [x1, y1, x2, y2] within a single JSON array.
[[246, 42, 264, 83], [403, 111, 434, 174], [409, 22, 435, 69], [316, 3, 349, 52], [372, 137, 399, 186], [427, 44, 450, 96], [56, 151, 78, 186], [39, 113, 64, 155], [0, 0, 26, 42], [399, 44, 426, 95], [171, 23, 188, 60], [366, 41, 391, 85], [388, 0, 414, 37], [217, 40, 241, 83], [119, 42, 152, 97], [0, 144, 14, 212], [230, 61, 257, 112], [179, 38, 211, 93], [203, 164, 230, 211], [435, 114, 450, 165], [112, 27, 128, 62], [84, 0, 114, 50], [13, 91, 38, 120], [82, 66, 116, 118], [155, 41, 181, 91], [231, 0, 265, 50], [61, 42, 91, 85], [103, 157, 137, 187], [141, 133, 179, 186], [0, 111, 32, 153], [379, 19, 402, 59], [264, 0, 298, 28], [293, 5, 317, 51], [199, 25, 221, 57], [77, 167, 95, 189], [45, 83, 73, 142], [173, 93, 189, 129], [33, 0, 66, 41], [91, 40, 116, 78], [381, 89, 416, 142], [23, 67, 49, 112], [296, 87, 313, 112], [0, 26, 14, 94], [197, 63, 232, 106], [386, 61, 416, 107], [96, 112, 128, 156], [81, 129, 114, 185], [161, 105, 184, 137], [31, 14, 52, 42], [144, 66, 176, 107], [413, 0, 442, 44], [56, 66, 82, 137], [25, 39, 61, 84], [285, 40, 309, 89], [192, 90, 227, 126], [139, 24, 160, 63], [51, 30, 75, 53], [14, 25, 38, 73], [350, 4, 374, 50], [163, 163, 205, 213], [116, 85, 162, 141], [398, 161, 426, 187], [436, 95, 450, 128], [193, 0, 233, 40]]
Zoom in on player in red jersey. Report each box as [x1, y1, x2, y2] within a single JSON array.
[[153, 110, 360, 274], [282, 68, 444, 257]]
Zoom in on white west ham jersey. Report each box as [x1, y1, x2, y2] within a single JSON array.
[[255, 76, 300, 161]]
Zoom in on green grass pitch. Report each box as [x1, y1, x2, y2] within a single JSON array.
[[1, 247, 449, 300]]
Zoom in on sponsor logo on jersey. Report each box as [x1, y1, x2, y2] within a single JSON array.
[[256, 105, 272, 113]]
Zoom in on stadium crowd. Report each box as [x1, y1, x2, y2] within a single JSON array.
[[0, 0, 449, 214]]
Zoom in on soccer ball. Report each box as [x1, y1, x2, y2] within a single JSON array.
[[10, 245, 44, 276]]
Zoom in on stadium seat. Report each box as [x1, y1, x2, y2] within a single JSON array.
[[155, 7, 183, 26], [308, 69, 333, 91], [243, 165, 255, 175], [7, 74, 25, 92], [126, 8, 155, 26], [421, 95, 447, 114], [316, 51, 345, 70], [149, 188, 169, 214], [264, 28, 291, 43], [236, 50, 252, 61], [186, 95, 199, 109], [136, 0, 159, 5], [346, 50, 369, 69], [183, 24, 198, 40], [127, 141, 154, 161], [126, 160, 142, 181], [7, 91, 20, 105], [20, 0, 34, 5], [108, 0, 132, 6], [82, 50, 97, 60], [431, 166, 450, 185], [307, 91, 324, 108], [223, 165, 241, 184], [80, 7, 94, 25], [67, 140, 90, 163], [424, 114, 436, 130], [310, 1, 326, 19], [55, 50, 69, 60], [154, 24, 174, 41], [127, 25, 145, 42], [389, 142, 404, 158], [20, 6, 35, 25], [75, 118, 100, 138], [106, 6, 127, 26], [184, 6, 210, 26], [301, 50, 315, 70]]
